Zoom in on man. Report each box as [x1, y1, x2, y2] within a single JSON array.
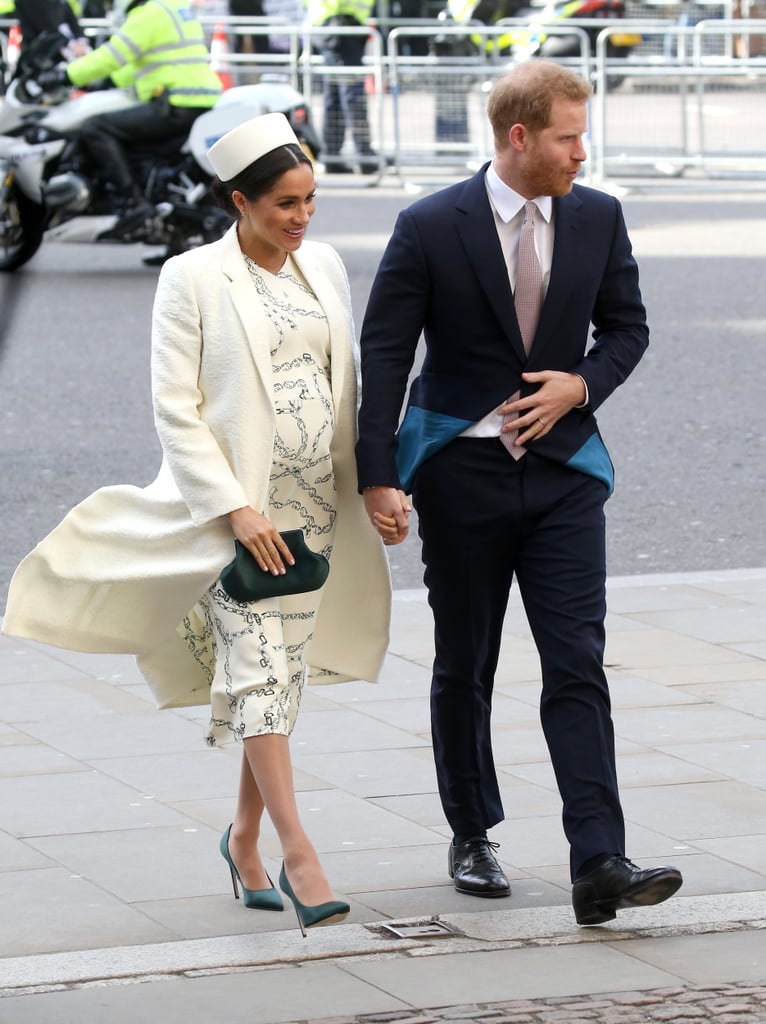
[[356, 61, 683, 926], [307, 0, 380, 173], [40, 0, 222, 236]]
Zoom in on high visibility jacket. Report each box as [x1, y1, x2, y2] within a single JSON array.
[[0, 0, 16, 17], [447, 0, 519, 53], [67, 0, 222, 108], [307, 0, 374, 27]]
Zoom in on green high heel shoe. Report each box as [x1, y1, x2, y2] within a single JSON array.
[[219, 825, 283, 911], [278, 864, 350, 938]]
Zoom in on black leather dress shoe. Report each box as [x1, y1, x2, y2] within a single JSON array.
[[448, 837, 511, 898], [572, 855, 683, 925]]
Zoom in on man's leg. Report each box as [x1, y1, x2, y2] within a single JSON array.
[[515, 457, 683, 923], [414, 440, 524, 828], [319, 41, 347, 164], [79, 108, 146, 196], [513, 455, 624, 880], [336, 33, 374, 159], [80, 101, 202, 198], [414, 439, 523, 896]]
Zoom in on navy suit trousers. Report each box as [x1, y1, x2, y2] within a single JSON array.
[[412, 438, 626, 880]]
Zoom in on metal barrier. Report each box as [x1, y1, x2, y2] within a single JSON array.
[[4, 14, 765, 186], [197, 19, 389, 186], [385, 23, 592, 181], [590, 21, 766, 183], [384, 18, 766, 186]]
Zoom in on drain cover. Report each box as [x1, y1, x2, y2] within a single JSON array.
[[379, 921, 459, 939]]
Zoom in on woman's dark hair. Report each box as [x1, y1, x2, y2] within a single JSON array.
[[212, 143, 312, 219]]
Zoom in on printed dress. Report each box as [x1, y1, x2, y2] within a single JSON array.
[[201, 252, 335, 746]]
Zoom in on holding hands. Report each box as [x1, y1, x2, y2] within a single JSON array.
[[363, 487, 411, 546]]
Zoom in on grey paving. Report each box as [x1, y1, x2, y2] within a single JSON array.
[[1, 568, 765, 1021]]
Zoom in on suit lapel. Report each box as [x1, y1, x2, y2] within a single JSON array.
[[531, 190, 585, 362], [454, 171, 527, 364]]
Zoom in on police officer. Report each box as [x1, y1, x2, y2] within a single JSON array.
[[446, 0, 523, 55], [307, 0, 381, 173], [40, 0, 222, 235], [433, 0, 522, 144]]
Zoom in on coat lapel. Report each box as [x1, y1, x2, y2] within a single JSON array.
[[454, 170, 528, 364], [220, 224, 275, 395]]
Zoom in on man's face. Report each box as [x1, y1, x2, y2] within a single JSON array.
[[517, 97, 588, 198]]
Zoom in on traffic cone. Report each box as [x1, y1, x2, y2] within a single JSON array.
[[210, 23, 233, 91], [6, 24, 22, 75]]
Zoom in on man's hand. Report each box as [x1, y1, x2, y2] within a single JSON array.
[[37, 66, 71, 92], [499, 371, 587, 447], [363, 487, 411, 546], [227, 506, 295, 576]]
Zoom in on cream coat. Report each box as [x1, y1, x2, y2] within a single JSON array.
[[2, 225, 391, 708]]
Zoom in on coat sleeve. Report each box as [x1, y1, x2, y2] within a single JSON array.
[[570, 198, 649, 413], [355, 209, 429, 490], [151, 256, 249, 527]]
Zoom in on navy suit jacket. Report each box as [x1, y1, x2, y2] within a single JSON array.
[[356, 166, 649, 496]]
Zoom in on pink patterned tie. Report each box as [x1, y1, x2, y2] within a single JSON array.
[[501, 201, 543, 459]]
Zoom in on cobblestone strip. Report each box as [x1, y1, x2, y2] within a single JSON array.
[[298, 983, 766, 1024]]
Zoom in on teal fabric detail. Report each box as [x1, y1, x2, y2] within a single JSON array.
[[565, 434, 614, 496], [396, 407, 474, 493]]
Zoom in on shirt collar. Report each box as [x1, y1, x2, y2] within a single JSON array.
[[485, 161, 553, 225]]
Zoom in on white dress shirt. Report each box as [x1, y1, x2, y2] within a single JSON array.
[[461, 162, 587, 438], [461, 163, 553, 438]]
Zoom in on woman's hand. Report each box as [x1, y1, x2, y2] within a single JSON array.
[[227, 506, 295, 576], [363, 487, 411, 546]]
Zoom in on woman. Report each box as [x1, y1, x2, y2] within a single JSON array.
[[2, 112, 391, 936]]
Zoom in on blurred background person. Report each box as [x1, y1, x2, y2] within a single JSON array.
[[307, 0, 382, 173], [39, 0, 222, 234]]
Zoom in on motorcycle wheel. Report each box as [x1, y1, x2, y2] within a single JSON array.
[[0, 185, 45, 273]]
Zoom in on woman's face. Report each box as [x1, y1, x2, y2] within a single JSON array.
[[234, 163, 316, 266]]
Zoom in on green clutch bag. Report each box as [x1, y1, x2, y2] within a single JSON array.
[[220, 530, 330, 602]]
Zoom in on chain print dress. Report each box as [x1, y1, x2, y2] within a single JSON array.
[[200, 252, 335, 747]]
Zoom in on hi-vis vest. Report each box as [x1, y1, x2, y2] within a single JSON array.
[[67, 0, 222, 107], [307, 0, 374, 27], [447, 0, 518, 54]]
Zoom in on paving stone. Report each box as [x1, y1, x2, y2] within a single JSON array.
[[698, 1002, 758, 1013], [487, 1004, 547, 1013], [599, 1014, 645, 1020], [360, 1015, 419, 1023], [608, 993, 666, 1006]]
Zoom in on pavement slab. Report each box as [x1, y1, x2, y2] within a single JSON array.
[[1, 569, 765, 1021]]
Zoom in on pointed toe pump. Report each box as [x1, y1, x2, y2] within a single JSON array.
[[278, 864, 350, 938], [219, 825, 283, 911]]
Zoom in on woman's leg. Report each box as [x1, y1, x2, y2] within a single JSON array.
[[225, 750, 270, 891], [242, 733, 336, 906]]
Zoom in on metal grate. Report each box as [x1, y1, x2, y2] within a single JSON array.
[[377, 920, 461, 939]]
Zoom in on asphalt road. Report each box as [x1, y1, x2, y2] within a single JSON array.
[[1, 183, 765, 606]]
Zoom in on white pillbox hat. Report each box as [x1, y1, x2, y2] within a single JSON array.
[[207, 112, 301, 181]]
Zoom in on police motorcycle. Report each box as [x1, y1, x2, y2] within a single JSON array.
[[438, 0, 641, 81], [502, 0, 642, 73], [0, 32, 321, 272]]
